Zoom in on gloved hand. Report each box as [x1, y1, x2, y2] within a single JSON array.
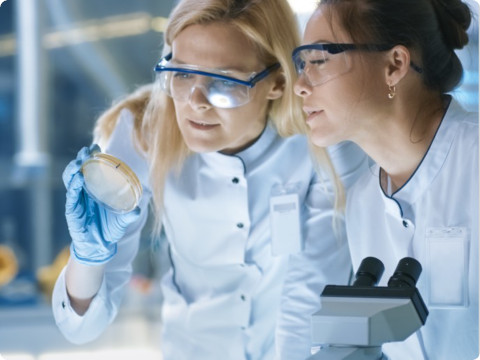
[[63, 144, 141, 265]]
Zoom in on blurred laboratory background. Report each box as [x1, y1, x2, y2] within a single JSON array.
[[0, 0, 477, 359]]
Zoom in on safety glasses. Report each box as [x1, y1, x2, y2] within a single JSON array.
[[292, 43, 423, 87], [154, 53, 280, 109]]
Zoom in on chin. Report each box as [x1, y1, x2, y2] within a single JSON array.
[[184, 140, 220, 154], [310, 138, 330, 148], [308, 124, 343, 148], [309, 132, 335, 148]]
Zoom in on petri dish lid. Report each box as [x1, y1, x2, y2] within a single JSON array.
[[81, 152, 142, 213]]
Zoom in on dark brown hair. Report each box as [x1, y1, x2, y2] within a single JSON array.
[[319, 0, 473, 93]]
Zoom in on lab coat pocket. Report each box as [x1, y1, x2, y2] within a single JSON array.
[[426, 227, 469, 308], [187, 292, 249, 331], [161, 272, 189, 326], [270, 183, 302, 256]]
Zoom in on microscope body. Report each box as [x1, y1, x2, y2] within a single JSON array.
[[307, 257, 429, 360]]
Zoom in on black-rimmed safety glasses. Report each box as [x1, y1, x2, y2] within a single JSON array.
[[292, 43, 423, 87]]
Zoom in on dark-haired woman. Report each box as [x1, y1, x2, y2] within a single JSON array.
[[292, 0, 478, 358]]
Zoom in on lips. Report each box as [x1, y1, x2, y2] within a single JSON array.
[[188, 119, 219, 130], [303, 107, 323, 124]]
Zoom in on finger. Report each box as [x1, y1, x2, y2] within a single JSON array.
[[65, 172, 86, 216], [89, 143, 101, 154], [76, 146, 93, 162], [62, 146, 91, 188], [116, 206, 142, 229], [62, 158, 83, 188], [125, 206, 141, 222]]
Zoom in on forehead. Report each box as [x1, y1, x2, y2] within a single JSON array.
[[171, 22, 261, 72], [303, 6, 350, 45]]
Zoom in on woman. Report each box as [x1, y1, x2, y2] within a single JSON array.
[[293, 0, 478, 359], [52, 0, 367, 359]]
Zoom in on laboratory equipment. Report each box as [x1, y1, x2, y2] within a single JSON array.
[[307, 257, 428, 360], [0, 219, 20, 288], [81, 151, 142, 213], [0, 245, 18, 287], [37, 246, 70, 300]]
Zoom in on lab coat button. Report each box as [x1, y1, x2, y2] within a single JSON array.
[[232, 177, 239, 184], [402, 220, 409, 228], [240, 294, 246, 301], [62, 301, 66, 309], [237, 223, 244, 229]]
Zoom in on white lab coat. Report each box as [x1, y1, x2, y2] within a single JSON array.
[[346, 97, 479, 360], [52, 109, 368, 360]]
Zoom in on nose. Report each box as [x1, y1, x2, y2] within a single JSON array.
[[188, 85, 212, 111], [293, 74, 312, 98]]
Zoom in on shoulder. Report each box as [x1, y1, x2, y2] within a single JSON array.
[[118, 107, 136, 127], [275, 129, 309, 147], [448, 98, 478, 129], [448, 100, 478, 150], [104, 108, 150, 187], [328, 141, 370, 188], [347, 164, 378, 204], [266, 127, 310, 158], [105, 108, 137, 151], [457, 110, 478, 138]]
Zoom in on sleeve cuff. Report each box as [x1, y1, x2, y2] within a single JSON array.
[[52, 266, 111, 344]]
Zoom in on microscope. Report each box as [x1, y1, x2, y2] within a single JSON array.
[[307, 257, 429, 360]]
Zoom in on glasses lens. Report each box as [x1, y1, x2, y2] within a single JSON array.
[[206, 78, 249, 108], [170, 71, 195, 101], [157, 69, 250, 109], [294, 48, 351, 86], [156, 71, 176, 98]]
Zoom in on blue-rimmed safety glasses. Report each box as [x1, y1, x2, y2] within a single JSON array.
[[154, 53, 280, 109], [292, 43, 423, 87]]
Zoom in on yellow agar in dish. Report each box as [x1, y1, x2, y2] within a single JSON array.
[[81, 153, 142, 213]]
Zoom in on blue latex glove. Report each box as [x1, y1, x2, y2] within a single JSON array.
[[63, 144, 141, 265]]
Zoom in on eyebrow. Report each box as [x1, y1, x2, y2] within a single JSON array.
[[308, 39, 334, 45], [171, 57, 252, 74]]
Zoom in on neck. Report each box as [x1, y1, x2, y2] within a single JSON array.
[[357, 95, 446, 193]]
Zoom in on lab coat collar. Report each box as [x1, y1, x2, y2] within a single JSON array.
[[380, 96, 464, 215], [199, 122, 277, 174]]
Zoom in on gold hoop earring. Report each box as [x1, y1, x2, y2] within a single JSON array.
[[388, 85, 396, 99]]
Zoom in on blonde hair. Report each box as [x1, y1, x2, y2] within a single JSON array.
[[94, 0, 345, 233], [93, 84, 151, 150]]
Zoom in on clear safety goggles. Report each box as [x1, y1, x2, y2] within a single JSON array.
[[154, 53, 280, 109], [292, 43, 423, 87]]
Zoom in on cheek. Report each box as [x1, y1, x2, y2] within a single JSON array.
[[220, 108, 265, 137], [307, 81, 360, 139], [311, 77, 357, 114], [326, 72, 373, 114], [173, 101, 185, 121], [228, 97, 269, 126]]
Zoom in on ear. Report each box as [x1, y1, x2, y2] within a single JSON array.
[[266, 72, 285, 100], [384, 45, 411, 86]]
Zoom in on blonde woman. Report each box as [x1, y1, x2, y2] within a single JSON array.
[[52, 0, 367, 359]]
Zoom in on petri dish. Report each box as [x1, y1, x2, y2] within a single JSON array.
[[81, 152, 142, 213]]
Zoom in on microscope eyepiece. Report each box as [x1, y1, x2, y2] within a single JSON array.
[[353, 256, 385, 287], [388, 257, 422, 288]]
